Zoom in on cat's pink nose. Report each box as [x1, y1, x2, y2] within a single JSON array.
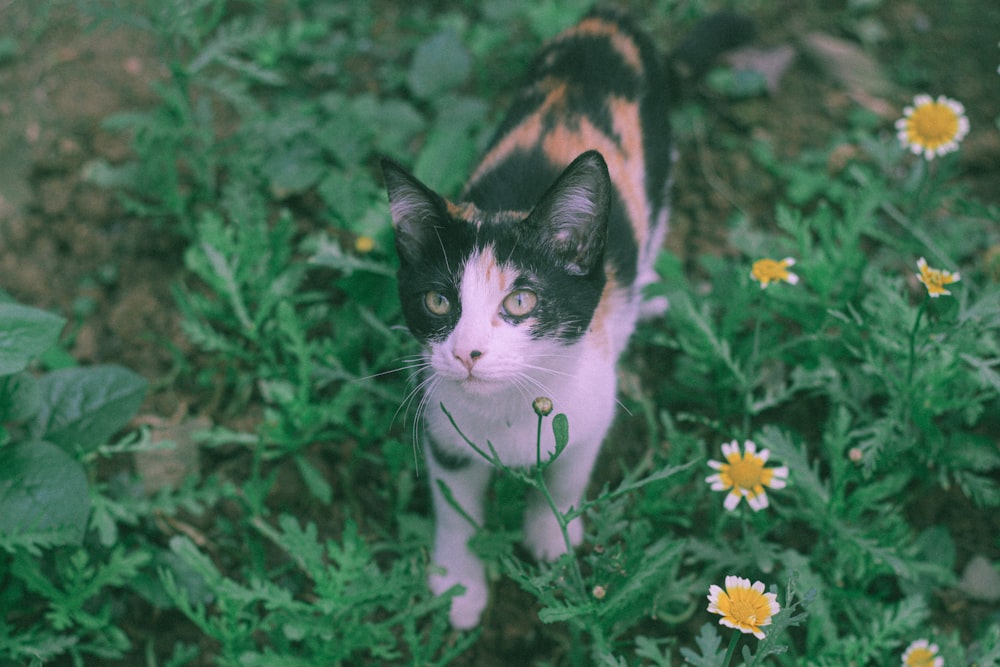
[[456, 349, 483, 371]]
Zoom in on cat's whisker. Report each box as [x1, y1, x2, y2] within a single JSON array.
[[351, 352, 431, 384], [508, 374, 537, 405], [392, 366, 437, 429], [616, 398, 633, 417], [409, 375, 443, 471], [513, 371, 555, 401], [519, 363, 573, 379]]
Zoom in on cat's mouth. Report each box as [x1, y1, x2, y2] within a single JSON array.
[[456, 373, 502, 394]]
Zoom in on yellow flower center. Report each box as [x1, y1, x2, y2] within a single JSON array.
[[917, 260, 959, 297], [921, 268, 951, 291], [905, 647, 938, 667], [907, 102, 960, 148], [726, 455, 770, 490], [751, 258, 790, 284], [716, 584, 774, 631], [731, 598, 759, 626]]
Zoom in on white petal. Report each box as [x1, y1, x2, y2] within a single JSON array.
[[721, 440, 740, 458], [723, 492, 742, 511], [747, 492, 769, 511], [718, 618, 739, 632]]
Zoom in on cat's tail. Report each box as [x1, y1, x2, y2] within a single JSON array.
[[669, 11, 756, 86]]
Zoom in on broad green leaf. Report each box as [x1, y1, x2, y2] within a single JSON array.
[[33, 365, 148, 454], [407, 31, 471, 99], [0, 303, 66, 376], [0, 440, 90, 549], [262, 143, 327, 196], [351, 95, 426, 156], [0, 371, 40, 422], [413, 95, 488, 195]]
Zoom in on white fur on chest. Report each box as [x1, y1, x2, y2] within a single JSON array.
[[425, 334, 618, 467]]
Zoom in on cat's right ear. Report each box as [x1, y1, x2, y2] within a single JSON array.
[[381, 159, 446, 265]]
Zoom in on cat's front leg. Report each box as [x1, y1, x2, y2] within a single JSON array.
[[523, 438, 601, 561], [426, 451, 492, 629]]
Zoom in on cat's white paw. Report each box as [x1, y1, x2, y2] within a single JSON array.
[[429, 567, 487, 629], [524, 510, 583, 561]]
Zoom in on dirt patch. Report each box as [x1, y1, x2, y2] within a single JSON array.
[[0, 5, 187, 415]]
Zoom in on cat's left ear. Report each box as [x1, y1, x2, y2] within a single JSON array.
[[526, 150, 610, 276]]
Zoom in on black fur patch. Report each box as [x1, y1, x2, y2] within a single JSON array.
[[427, 433, 472, 471]]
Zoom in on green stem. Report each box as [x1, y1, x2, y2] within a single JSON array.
[[744, 308, 763, 435], [846, 164, 950, 266], [721, 630, 741, 667], [536, 410, 543, 469], [532, 411, 587, 591], [907, 296, 929, 389]]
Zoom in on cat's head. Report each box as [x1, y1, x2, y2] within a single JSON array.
[[382, 151, 611, 394]]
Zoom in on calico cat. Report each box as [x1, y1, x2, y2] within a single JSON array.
[[383, 9, 750, 629]]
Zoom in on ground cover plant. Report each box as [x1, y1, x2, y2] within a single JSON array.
[[1, 0, 999, 665]]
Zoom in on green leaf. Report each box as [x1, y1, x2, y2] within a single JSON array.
[[293, 455, 333, 505], [0, 303, 66, 375], [262, 143, 326, 196], [0, 440, 90, 550], [413, 95, 488, 195], [352, 95, 426, 157], [537, 597, 595, 623], [32, 365, 148, 454], [600, 538, 683, 628], [407, 31, 471, 99], [551, 413, 569, 458], [0, 371, 40, 423], [961, 354, 1000, 395], [679, 623, 726, 666]]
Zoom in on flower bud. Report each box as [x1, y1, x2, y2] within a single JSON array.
[[532, 396, 553, 417]]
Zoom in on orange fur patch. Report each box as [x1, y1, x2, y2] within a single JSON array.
[[447, 200, 479, 221], [540, 100, 649, 248]]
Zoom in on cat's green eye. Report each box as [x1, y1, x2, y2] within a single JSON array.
[[502, 289, 538, 317], [424, 291, 451, 316]]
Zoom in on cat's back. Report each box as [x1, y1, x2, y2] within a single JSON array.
[[462, 11, 674, 299]]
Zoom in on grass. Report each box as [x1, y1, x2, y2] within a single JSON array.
[[2, 0, 999, 665]]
